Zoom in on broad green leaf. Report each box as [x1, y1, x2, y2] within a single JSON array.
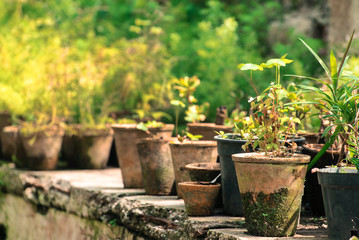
[[238, 63, 263, 71]]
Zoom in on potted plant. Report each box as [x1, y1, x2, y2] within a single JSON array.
[[171, 76, 232, 140], [298, 31, 359, 240], [231, 55, 310, 237]]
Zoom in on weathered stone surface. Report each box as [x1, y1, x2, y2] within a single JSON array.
[[0, 164, 328, 239], [0, 194, 143, 240]]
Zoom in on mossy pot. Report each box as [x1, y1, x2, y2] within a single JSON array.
[[232, 152, 310, 237], [136, 137, 175, 195], [62, 125, 114, 169], [112, 123, 174, 188]]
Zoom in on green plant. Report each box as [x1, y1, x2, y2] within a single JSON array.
[[176, 132, 203, 143], [238, 55, 301, 156], [297, 31, 359, 171], [171, 76, 209, 133]]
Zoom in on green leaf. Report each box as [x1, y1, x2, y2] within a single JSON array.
[[170, 100, 185, 108], [238, 63, 263, 71], [299, 38, 331, 81]]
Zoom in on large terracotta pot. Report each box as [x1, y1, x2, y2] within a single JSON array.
[[136, 138, 175, 195], [186, 123, 232, 140], [112, 124, 174, 188], [62, 125, 114, 169], [20, 125, 64, 170], [169, 141, 217, 198], [232, 152, 310, 237], [0, 125, 26, 166], [178, 181, 221, 216]]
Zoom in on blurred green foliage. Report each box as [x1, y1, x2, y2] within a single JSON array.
[[0, 0, 325, 125]]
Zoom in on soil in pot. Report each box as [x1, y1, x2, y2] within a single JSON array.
[[136, 138, 175, 195], [318, 167, 359, 240], [112, 123, 174, 188], [0, 125, 26, 167], [301, 144, 339, 216], [169, 141, 217, 198], [187, 123, 232, 141], [232, 152, 310, 237], [20, 125, 64, 170], [178, 181, 221, 216], [63, 125, 114, 169]]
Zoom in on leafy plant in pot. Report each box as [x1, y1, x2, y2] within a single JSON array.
[[297, 31, 359, 240], [231, 55, 310, 237], [215, 57, 306, 217], [171, 76, 232, 140]]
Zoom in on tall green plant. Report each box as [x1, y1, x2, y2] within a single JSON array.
[[297, 31, 359, 170]]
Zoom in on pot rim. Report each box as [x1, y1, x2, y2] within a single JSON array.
[[184, 162, 220, 171], [318, 167, 358, 174], [232, 152, 310, 164], [111, 123, 174, 131], [178, 181, 221, 187], [169, 140, 217, 147]]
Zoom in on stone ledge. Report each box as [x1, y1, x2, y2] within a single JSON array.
[[0, 164, 328, 239]]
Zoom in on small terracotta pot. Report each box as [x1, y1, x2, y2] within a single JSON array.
[[20, 126, 64, 170], [136, 138, 175, 195], [178, 181, 221, 216], [63, 125, 114, 169], [232, 152, 310, 237], [112, 123, 174, 188], [169, 141, 217, 198], [184, 162, 220, 182], [187, 123, 232, 140], [0, 125, 26, 166]]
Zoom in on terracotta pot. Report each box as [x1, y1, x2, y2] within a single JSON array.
[[178, 181, 221, 216], [0, 126, 26, 166], [169, 141, 217, 198], [184, 162, 220, 182], [0, 111, 11, 158], [187, 123, 232, 140], [298, 132, 322, 144], [301, 144, 339, 216], [63, 125, 114, 169], [112, 124, 174, 188], [232, 152, 310, 237], [20, 126, 64, 170], [136, 138, 175, 195]]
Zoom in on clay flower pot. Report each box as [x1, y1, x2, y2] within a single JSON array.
[[0, 125, 26, 166], [20, 125, 65, 170], [0, 111, 11, 158], [169, 141, 217, 198], [184, 162, 220, 182], [112, 123, 174, 188], [186, 123, 232, 140], [232, 152, 310, 237], [136, 138, 175, 195], [62, 125, 114, 169], [178, 181, 221, 216]]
